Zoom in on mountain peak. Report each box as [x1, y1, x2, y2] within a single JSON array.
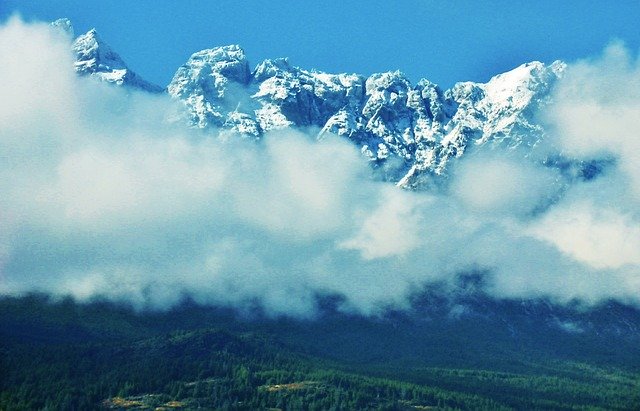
[[482, 60, 565, 119], [167, 45, 254, 129], [50, 18, 74, 38], [253, 58, 293, 82], [73, 28, 127, 74], [183, 45, 251, 85], [484, 61, 557, 101], [69, 26, 162, 93]]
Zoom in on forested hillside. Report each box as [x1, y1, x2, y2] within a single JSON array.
[[1, 296, 638, 410]]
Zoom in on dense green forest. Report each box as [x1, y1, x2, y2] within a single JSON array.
[[1, 295, 639, 410]]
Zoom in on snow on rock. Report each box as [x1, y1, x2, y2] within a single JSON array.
[[167, 45, 259, 135], [72, 28, 162, 93]]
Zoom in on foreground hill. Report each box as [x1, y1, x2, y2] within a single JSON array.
[[1, 295, 638, 410]]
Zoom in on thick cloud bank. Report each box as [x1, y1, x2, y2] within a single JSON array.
[[0, 18, 639, 316]]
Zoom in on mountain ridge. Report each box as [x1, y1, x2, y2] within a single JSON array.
[[61, 21, 566, 188]]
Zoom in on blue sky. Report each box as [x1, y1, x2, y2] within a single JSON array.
[[2, 1, 640, 89]]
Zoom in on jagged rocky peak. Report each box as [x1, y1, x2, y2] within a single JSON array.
[[168, 45, 368, 133], [252, 57, 365, 99], [365, 71, 411, 93], [71, 26, 162, 93], [167, 45, 257, 131], [194, 45, 250, 84], [253, 57, 293, 82], [402, 61, 565, 186], [450, 81, 485, 104], [169, 45, 251, 96], [50, 18, 74, 38], [484, 60, 565, 104], [252, 59, 366, 129], [363, 71, 413, 117], [414, 79, 456, 124], [450, 60, 565, 149], [73, 29, 127, 74]]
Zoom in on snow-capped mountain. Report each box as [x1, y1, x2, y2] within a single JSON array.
[[53, 19, 162, 93], [73, 29, 163, 93], [59, 23, 566, 188], [167, 46, 565, 187]]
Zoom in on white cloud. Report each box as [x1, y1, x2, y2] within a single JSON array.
[[339, 186, 426, 259], [529, 201, 640, 270], [450, 152, 561, 217]]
